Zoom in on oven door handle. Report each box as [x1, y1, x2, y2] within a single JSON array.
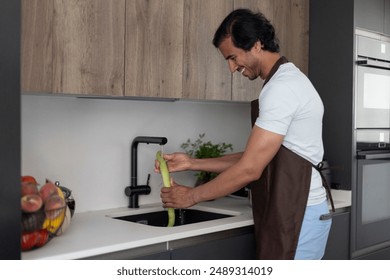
[[358, 153, 390, 160], [356, 59, 390, 70]]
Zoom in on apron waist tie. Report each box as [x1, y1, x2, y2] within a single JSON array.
[[312, 162, 335, 212]]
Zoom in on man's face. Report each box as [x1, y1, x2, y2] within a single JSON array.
[[218, 36, 262, 80]]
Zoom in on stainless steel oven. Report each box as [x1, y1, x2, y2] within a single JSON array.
[[355, 35, 390, 129], [353, 32, 390, 257]]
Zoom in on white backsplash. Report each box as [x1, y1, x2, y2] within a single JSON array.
[[21, 95, 252, 213]]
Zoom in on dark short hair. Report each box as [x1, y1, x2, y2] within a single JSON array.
[[212, 9, 279, 52]]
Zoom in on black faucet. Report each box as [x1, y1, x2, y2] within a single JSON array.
[[124, 136, 168, 208]]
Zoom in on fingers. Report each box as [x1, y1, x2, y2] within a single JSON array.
[[160, 186, 171, 208], [161, 186, 171, 193], [154, 153, 174, 173], [163, 153, 175, 161], [154, 159, 161, 173], [155, 152, 191, 174], [160, 183, 196, 209]]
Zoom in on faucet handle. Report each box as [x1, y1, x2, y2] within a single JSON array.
[[124, 184, 151, 208], [146, 173, 150, 185]]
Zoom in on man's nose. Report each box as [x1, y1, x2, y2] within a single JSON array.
[[228, 60, 239, 73]]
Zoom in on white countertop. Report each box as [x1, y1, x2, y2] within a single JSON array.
[[22, 190, 351, 260]]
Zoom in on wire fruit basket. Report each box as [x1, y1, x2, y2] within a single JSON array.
[[21, 206, 67, 251], [21, 178, 74, 251]]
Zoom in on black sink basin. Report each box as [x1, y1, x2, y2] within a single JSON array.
[[113, 209, 233, 227]]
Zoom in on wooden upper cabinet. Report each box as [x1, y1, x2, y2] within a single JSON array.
[[182, 0, 233, 100], [231, 0, 271, 102], [21, 0, 309, 101], [21, 0, 53, 93], [231, 0, 309, 102], [125, 0, 183, 98], [52, 0, 125, 96], [272, 0, 309, 75], [22, 0, 125, 96]]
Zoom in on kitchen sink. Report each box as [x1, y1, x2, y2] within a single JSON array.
[[110, 208, 235, 227]]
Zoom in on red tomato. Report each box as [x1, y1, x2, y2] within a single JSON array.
[[21, 231, 38, 251], [35, 229, 49, 248], [21, 176, 38, 185]]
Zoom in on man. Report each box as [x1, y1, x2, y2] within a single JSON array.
[[157, 9, 332, 260]]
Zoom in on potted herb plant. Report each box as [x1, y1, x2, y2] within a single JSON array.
[[181, 133, 233, 186]]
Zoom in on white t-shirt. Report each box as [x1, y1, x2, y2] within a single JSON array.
[[255, 62, 326, 206]]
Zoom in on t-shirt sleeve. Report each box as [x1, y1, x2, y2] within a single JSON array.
[[254, 83, 299, 135]]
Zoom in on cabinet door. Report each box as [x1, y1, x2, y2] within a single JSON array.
[[182, 0, 233, 100], [21, 0, 53, 93], [355, 0, 385, 34], [354, 246, 390, 259], [171, 232, 256, 260], [273, 0, 309, 75], [231, 0, 309, 102], [385, 0, 390, 36], [1, 0, 21, 259], [231, 0, 272, 102], [322, 211, 351, 260], [82, 243, 170, 260], [53, 0, 125, 96], [125, 0, 183, 98]]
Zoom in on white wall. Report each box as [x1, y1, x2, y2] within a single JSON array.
[[21, 95, 252, 213]]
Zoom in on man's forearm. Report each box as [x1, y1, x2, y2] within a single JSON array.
[[190, 152, 243, 173]]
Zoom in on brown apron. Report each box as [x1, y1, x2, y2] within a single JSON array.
[[249, 56, 334, 259]]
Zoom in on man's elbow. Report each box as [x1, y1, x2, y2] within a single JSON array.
[[243, 167, 263, 183]]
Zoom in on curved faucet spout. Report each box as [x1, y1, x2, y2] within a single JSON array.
[[131, 136, 168, 187], [126, 136, 168, 208], [132, 136, 168, 146]]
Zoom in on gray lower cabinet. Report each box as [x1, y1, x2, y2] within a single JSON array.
[[135, 251, 171, 260], [322, 211, 351, 260], [170, 227, 256, 260], [84, 217, 355, 260], [81, 243, 170, 260], [82, 226, 255, 260], [353, 246, 390, 259]]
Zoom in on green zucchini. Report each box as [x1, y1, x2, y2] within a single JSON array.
[[156, 151, 175, 227]]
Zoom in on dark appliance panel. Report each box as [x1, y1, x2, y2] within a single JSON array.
[[356, 154, 390, 250], [356, 129, 390, 151]]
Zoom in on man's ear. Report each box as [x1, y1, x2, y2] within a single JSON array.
[[253, 40, 263, 52]]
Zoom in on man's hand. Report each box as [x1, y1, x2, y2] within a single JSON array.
[[155, 152, 192, 173], [160, 179, 197, 209]]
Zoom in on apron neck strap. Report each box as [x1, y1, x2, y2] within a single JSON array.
[[263, 56, 289, 87]]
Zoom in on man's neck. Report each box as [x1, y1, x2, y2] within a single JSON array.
[[262, 52, 282, 80]]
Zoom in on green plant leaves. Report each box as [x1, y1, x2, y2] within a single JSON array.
[[181, 133, 233, 182]]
